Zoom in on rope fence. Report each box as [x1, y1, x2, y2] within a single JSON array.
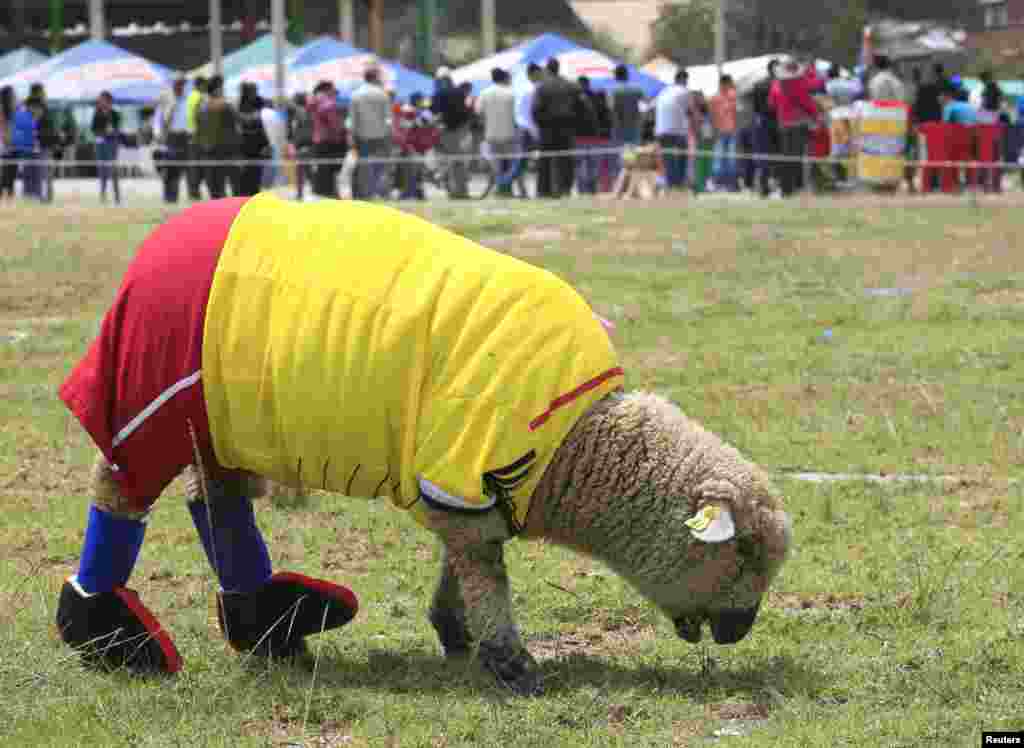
[[3, 145, 1022, 205], [2, 146, 1024, 170]]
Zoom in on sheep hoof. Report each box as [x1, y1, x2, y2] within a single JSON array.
[[428, 607, 472, 657], [479, 642, 543, 696]]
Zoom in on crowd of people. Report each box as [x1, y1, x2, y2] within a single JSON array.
[[0, 82, 68, 203], [0, 52, 1021, 205]]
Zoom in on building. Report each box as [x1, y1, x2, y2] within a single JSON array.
[[967, 0, 1024, 65]]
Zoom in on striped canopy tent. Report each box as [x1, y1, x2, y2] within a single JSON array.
[[452, 33, 665, 98], [640, 56, 677, 85], [0, 47, 49, 80], [225, 36, 434, 102], [0, 39, 175, 103]]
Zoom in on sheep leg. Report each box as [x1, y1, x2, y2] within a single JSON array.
[[429, 547, 472, 656], [444, 540, 541, 696], [421, 508, 539, 694]]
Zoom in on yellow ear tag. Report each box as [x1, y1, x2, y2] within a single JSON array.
[[685, 505, 720, 533], [685, 504, 736, 543]]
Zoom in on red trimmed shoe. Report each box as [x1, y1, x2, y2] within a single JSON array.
[[56, 578, 182, 674], [217, 572, 358, 659]]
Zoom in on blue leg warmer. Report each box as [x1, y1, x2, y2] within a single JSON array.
[[76, 504, 146, 594], [188, 495, 272, 594]]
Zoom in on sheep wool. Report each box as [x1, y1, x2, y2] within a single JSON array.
[[526, 390, 792, 624]]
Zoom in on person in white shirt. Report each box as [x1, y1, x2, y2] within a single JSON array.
[[653, 70, 690, 190], [155, 77, 191, 203], [260, 103, 288, 188], [825, 64, 863, 106], [867, 55, 906, 103], [349, 62, 393, 199], [512, 63, 544, 197], [475, 67, 520, 196], [514, 63, 542, 148]]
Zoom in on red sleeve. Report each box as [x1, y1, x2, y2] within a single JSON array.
[[797, 84, 819, 118]]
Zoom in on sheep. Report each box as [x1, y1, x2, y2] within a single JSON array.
[[55, 193, 792, 696]]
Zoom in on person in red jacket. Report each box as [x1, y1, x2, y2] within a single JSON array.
[[768, 59, 820, 197]]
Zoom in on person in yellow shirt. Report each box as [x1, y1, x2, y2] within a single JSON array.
[[184, 76, 207, 199]]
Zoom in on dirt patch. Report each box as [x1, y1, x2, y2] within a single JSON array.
[[318, 528, 381, 575], [667, 703, 771, 743], [927, 482, 1020, 530], [530, 623, 657, 662], [241, 711, 360, 748], [633, 340, 690, 372], [1, 464, 90, 498], [976, 287, 1024, 306], [519, 227, 567, 244], [672, 717, 718, 745], [770, 592, 867, 613], [707, 701, 771, 721]]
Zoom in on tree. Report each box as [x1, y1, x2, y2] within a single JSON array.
[[726, 0, 870, 63], [650, 0, 866, 66], [650, 0, 968, 68], [649, 0, 716, 66], [585, 26, 637, 65], [964, 48, 1023, 81]]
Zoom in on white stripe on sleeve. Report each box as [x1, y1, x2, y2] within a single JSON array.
[[111, 370, 202, 448]]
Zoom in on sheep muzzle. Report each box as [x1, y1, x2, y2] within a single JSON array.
[[708, 604, 760, 644]]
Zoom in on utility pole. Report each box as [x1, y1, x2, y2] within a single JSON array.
[[287, 0, 304, 44], [272, 0, 287, 102], [339, 0, 354, 44], [714, 0, 726, 72], [368, 0, 383, 54], [210, 0, 223, 77], [89, 0, 104, 40], [481, 0, 496, 56], [50, 0, 64, 52], [416, 0, 439, 71]]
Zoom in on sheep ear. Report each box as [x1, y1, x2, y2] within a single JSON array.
[[685, 504, 736, 544]]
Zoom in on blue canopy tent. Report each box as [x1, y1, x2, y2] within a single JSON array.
[[0, 47, 49, 81], [0, 39, 175, 104], [961, 78, 1024, 99], [225, 36, 434, 102], [189, 34, 295, 81], [451, 33, 665, 98]]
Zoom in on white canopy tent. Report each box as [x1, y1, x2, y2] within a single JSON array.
[[643, 54, 839, 98]]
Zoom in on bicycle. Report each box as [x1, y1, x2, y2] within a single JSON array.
[[419, 146, 495, 200]]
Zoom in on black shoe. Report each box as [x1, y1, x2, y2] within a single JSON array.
[[56, 579, 182, 674], [217, 572, 358, 659]]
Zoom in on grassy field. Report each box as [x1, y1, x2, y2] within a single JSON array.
[[1, 193, 1022, 747]]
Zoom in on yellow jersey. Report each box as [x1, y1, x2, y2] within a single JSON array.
[[202, 193, 623, 532]]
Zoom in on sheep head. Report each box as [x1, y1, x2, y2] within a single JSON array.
[[601, 393, 793, 646], [626, 484, 791, 645], [529, 390, 793, 648]]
